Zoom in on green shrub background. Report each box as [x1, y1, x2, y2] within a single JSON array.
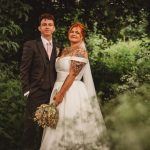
[[0, 1, 150, 150]]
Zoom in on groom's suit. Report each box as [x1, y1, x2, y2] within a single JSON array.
[[20, 37, 59, 150]]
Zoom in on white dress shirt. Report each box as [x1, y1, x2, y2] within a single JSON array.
[[41, 36, 53, 51]]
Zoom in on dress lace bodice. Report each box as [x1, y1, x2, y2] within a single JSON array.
[[55, 56, 88, 82]]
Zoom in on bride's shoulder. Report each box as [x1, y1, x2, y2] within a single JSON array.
[[62, 47, 88, 58], [61, 47, 70, 55], [75, 47, 88, 59]]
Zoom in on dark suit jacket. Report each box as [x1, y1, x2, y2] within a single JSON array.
[[20, 38, 59, 96]]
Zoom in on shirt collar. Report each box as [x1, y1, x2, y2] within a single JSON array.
[[41, 36, 52, 45]]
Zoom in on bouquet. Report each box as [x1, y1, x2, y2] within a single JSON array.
[[34, 102, 59, 129]]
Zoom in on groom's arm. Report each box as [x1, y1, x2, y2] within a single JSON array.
[[20, 41, 34, 96]]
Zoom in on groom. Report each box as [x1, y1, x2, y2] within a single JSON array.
[[20, 13, 61, 150]]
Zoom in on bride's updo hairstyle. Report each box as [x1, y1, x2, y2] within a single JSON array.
[[68, 22, 86, 40]]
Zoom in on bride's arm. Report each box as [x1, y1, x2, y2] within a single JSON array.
[[53, 50, 88, 105]]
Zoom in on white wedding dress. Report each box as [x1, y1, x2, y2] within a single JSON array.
[[40, 56, 108, 150]]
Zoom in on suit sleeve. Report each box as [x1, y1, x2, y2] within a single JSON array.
[[20, 41, 34, 94]]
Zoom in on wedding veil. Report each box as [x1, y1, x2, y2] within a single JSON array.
[[80, 42, 106, 126]]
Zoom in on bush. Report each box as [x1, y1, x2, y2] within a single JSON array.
[[0, 74, 25, 149], [116, 37, 150, 94], [87, 33, 142, 100], [104, 84, 150, 150]]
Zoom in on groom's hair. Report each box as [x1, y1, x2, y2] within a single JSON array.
[[39, 13, 55, 25]]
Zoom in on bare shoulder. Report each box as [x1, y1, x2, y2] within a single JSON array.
[[75, 48, 88, 59]]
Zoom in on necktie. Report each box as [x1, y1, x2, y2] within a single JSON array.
[[47, 42, 52, 60]]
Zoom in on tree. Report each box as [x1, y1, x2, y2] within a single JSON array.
[[0, 1, 31, 149], [0, 0, 32, 77]]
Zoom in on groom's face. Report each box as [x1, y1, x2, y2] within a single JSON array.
[[38, 19, 55, 38]]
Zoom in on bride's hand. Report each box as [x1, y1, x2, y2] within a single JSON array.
[[53, 93, 64, 106]]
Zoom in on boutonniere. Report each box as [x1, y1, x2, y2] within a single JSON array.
[[56, 47, 60, 57]]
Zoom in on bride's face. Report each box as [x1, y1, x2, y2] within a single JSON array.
[[68, 27, 83, 44]]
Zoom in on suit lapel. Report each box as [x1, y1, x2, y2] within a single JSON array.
[[36, 39, 47, 66], [36, 38, 57, 65], [51, 41, 56, 60]]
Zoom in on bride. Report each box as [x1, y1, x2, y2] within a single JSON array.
[[40, 22, 109, 150]]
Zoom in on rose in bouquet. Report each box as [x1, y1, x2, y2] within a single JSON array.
[[34, 102, 59, 129]]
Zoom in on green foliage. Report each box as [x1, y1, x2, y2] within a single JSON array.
[[80, 0, 150, 39], [86, 29, 145, 99], [87, 33, 150, 150], [0, 76, 25, 149], [0, 1, 150, 149], [0, 20, 21, 56], [104, 84, 150, 150], [24, 0, 150, 41], [0, 0, 32, 64], [86, 22, 150, 100], [54, 8, 85, 46], [116, 37, 150, 94], [120, 9, 149, 40], [101, 40, 140, 74], [86, 23, 111, 66], [136, 37, 150, 78], [0, 0, 31, 39], [0, 1, 31, 149]]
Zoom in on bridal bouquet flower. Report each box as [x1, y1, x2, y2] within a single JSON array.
[[34, 102, 59, 129]]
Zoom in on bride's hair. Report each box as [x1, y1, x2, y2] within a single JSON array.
[[68, 22, 86, 40], [68, 22, 86, 50]]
